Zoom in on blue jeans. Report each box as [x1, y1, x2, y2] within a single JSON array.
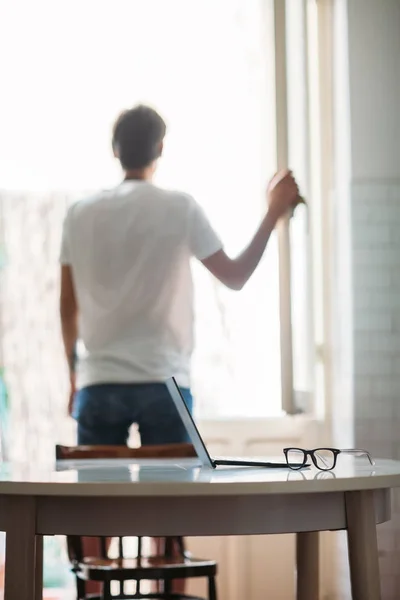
[[74, 383, 193, 446]]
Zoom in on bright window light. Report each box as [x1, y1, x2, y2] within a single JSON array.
[[0, 0, 285, 418]]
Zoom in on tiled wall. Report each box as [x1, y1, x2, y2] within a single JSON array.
[[352, 180, 400, 599]]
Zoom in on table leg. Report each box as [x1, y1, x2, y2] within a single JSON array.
[[35, 535, 44, 600], [296, 531, 319, 600], [4, 496, 36, 600], [345, 490, 381, 600]]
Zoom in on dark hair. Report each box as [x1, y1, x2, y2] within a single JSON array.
[[112, 105, 166, 170]]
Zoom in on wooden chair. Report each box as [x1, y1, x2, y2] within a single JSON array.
[[56, 444, 218, 600]]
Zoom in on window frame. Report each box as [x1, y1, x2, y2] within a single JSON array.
[[272, 0, 333, 418]]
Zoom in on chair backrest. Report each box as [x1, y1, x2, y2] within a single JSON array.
[[56, 442, 197, 461]]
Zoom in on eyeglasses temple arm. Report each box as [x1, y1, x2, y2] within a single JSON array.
[[340, 449, 375, 466]]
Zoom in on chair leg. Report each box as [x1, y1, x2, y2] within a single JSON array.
[[164, 578, 172, 598], [208, 576, 217, 600], [102, 581, 112, 600], [75, 575, 86, 600]]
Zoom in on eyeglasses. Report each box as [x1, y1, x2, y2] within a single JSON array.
[[283, 447, 375, 471]]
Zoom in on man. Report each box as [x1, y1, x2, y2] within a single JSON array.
[[60, 104, 299, 442], [59, 104, 299, 594]]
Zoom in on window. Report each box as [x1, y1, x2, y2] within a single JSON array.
[[0, 0, 324, 435]]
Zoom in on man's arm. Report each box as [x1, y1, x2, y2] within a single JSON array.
[[201, 169, 299, 290], [202, 210, 277, 291], [60, 265, 78, 377]]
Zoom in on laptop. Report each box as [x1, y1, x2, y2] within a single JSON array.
[[166, 377, 307, 469]]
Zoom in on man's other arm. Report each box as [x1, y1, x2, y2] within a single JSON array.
[[60, 265, 78, 412]]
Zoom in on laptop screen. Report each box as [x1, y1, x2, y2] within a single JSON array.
[[165, 377, 214, 469]]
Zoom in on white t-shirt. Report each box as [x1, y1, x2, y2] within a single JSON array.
[[60, 181, 222, 389]]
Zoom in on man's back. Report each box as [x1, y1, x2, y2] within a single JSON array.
[[61, 181, 222, 388], [59, 103, 298, 406]]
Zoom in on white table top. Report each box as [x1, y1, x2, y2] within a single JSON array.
[[0, 457, 400, 496]]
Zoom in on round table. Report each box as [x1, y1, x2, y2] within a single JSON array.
[[1, 457, 400, 600]]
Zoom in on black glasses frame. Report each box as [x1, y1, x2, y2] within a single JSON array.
[[283, 447, 374, 472]]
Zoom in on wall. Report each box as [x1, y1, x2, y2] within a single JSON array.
[[335, 1, 400, 598], [347, 0, 400, 181], [352, 179, 400, 598]]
